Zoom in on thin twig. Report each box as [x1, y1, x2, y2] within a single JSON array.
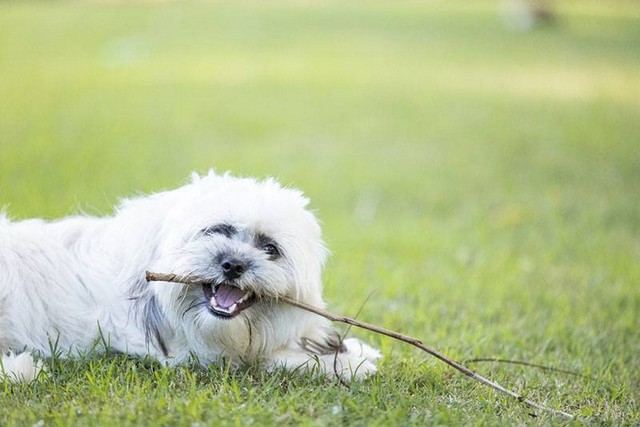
[[145, 271, 574, 420], [333, 290, 376, 386], [464, 358, 595, 381]]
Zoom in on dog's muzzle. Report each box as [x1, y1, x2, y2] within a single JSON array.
[[203, 283, 257, 319], [202, 255, 258, 318]]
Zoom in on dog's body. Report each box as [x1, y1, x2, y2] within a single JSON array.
[[0, 172, 379, 381]]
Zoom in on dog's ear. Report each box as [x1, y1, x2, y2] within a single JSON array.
[[128, 275, 172, 357], [140, 293, 171, 357]]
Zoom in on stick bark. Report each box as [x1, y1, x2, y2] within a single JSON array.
[[145, 271, 574, 419]]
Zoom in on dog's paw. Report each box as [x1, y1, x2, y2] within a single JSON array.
[[342, 337, 382, 363], [0, 352, 46, 383], [267, 337, 381, 381], [337, 356, 378, 381], [329, 338, 381, 381]]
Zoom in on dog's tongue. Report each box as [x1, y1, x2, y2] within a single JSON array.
[[215, 284, 246, 308]]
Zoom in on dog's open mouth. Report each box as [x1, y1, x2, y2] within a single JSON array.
[[203, 283, 257, 318]]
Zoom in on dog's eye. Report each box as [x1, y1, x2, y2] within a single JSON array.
[[261, 244, 280, 258], [203, 224, 236, 238]]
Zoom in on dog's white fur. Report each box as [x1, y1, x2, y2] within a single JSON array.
[[0, 171, 379, 382]]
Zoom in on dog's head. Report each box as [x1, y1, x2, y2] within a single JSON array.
[[142, 172, 327, 325]]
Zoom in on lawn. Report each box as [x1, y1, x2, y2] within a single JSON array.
[[1, 0, 639, 424]]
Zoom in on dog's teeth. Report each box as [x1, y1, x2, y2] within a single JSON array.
[[238, 291, 252, 304], [205, 284, 256, 318]]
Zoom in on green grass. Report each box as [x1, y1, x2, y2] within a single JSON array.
[[1, 0, 639, 424]]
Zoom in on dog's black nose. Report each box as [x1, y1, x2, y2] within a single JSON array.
[[220, 257, 247, 279]]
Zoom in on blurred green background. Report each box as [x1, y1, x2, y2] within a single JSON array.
[[1, 0, 639, 423]]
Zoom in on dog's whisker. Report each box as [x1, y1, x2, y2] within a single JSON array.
[[176, 287, 195, 308], [243, 315, 253, 354], [182, 300, 208, 319]]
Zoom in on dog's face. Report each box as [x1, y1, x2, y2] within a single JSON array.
[[146, 173, 327, 325], [195, 222, 283, 318]]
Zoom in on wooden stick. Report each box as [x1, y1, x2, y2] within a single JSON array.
[[464, 358, 595, 381], [145, 271, 574, 419]]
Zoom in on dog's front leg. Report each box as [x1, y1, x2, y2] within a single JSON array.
[[267, 332, 381, 381]]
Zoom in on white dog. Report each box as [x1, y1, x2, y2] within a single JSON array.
[[0, 171, 380, 382]]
